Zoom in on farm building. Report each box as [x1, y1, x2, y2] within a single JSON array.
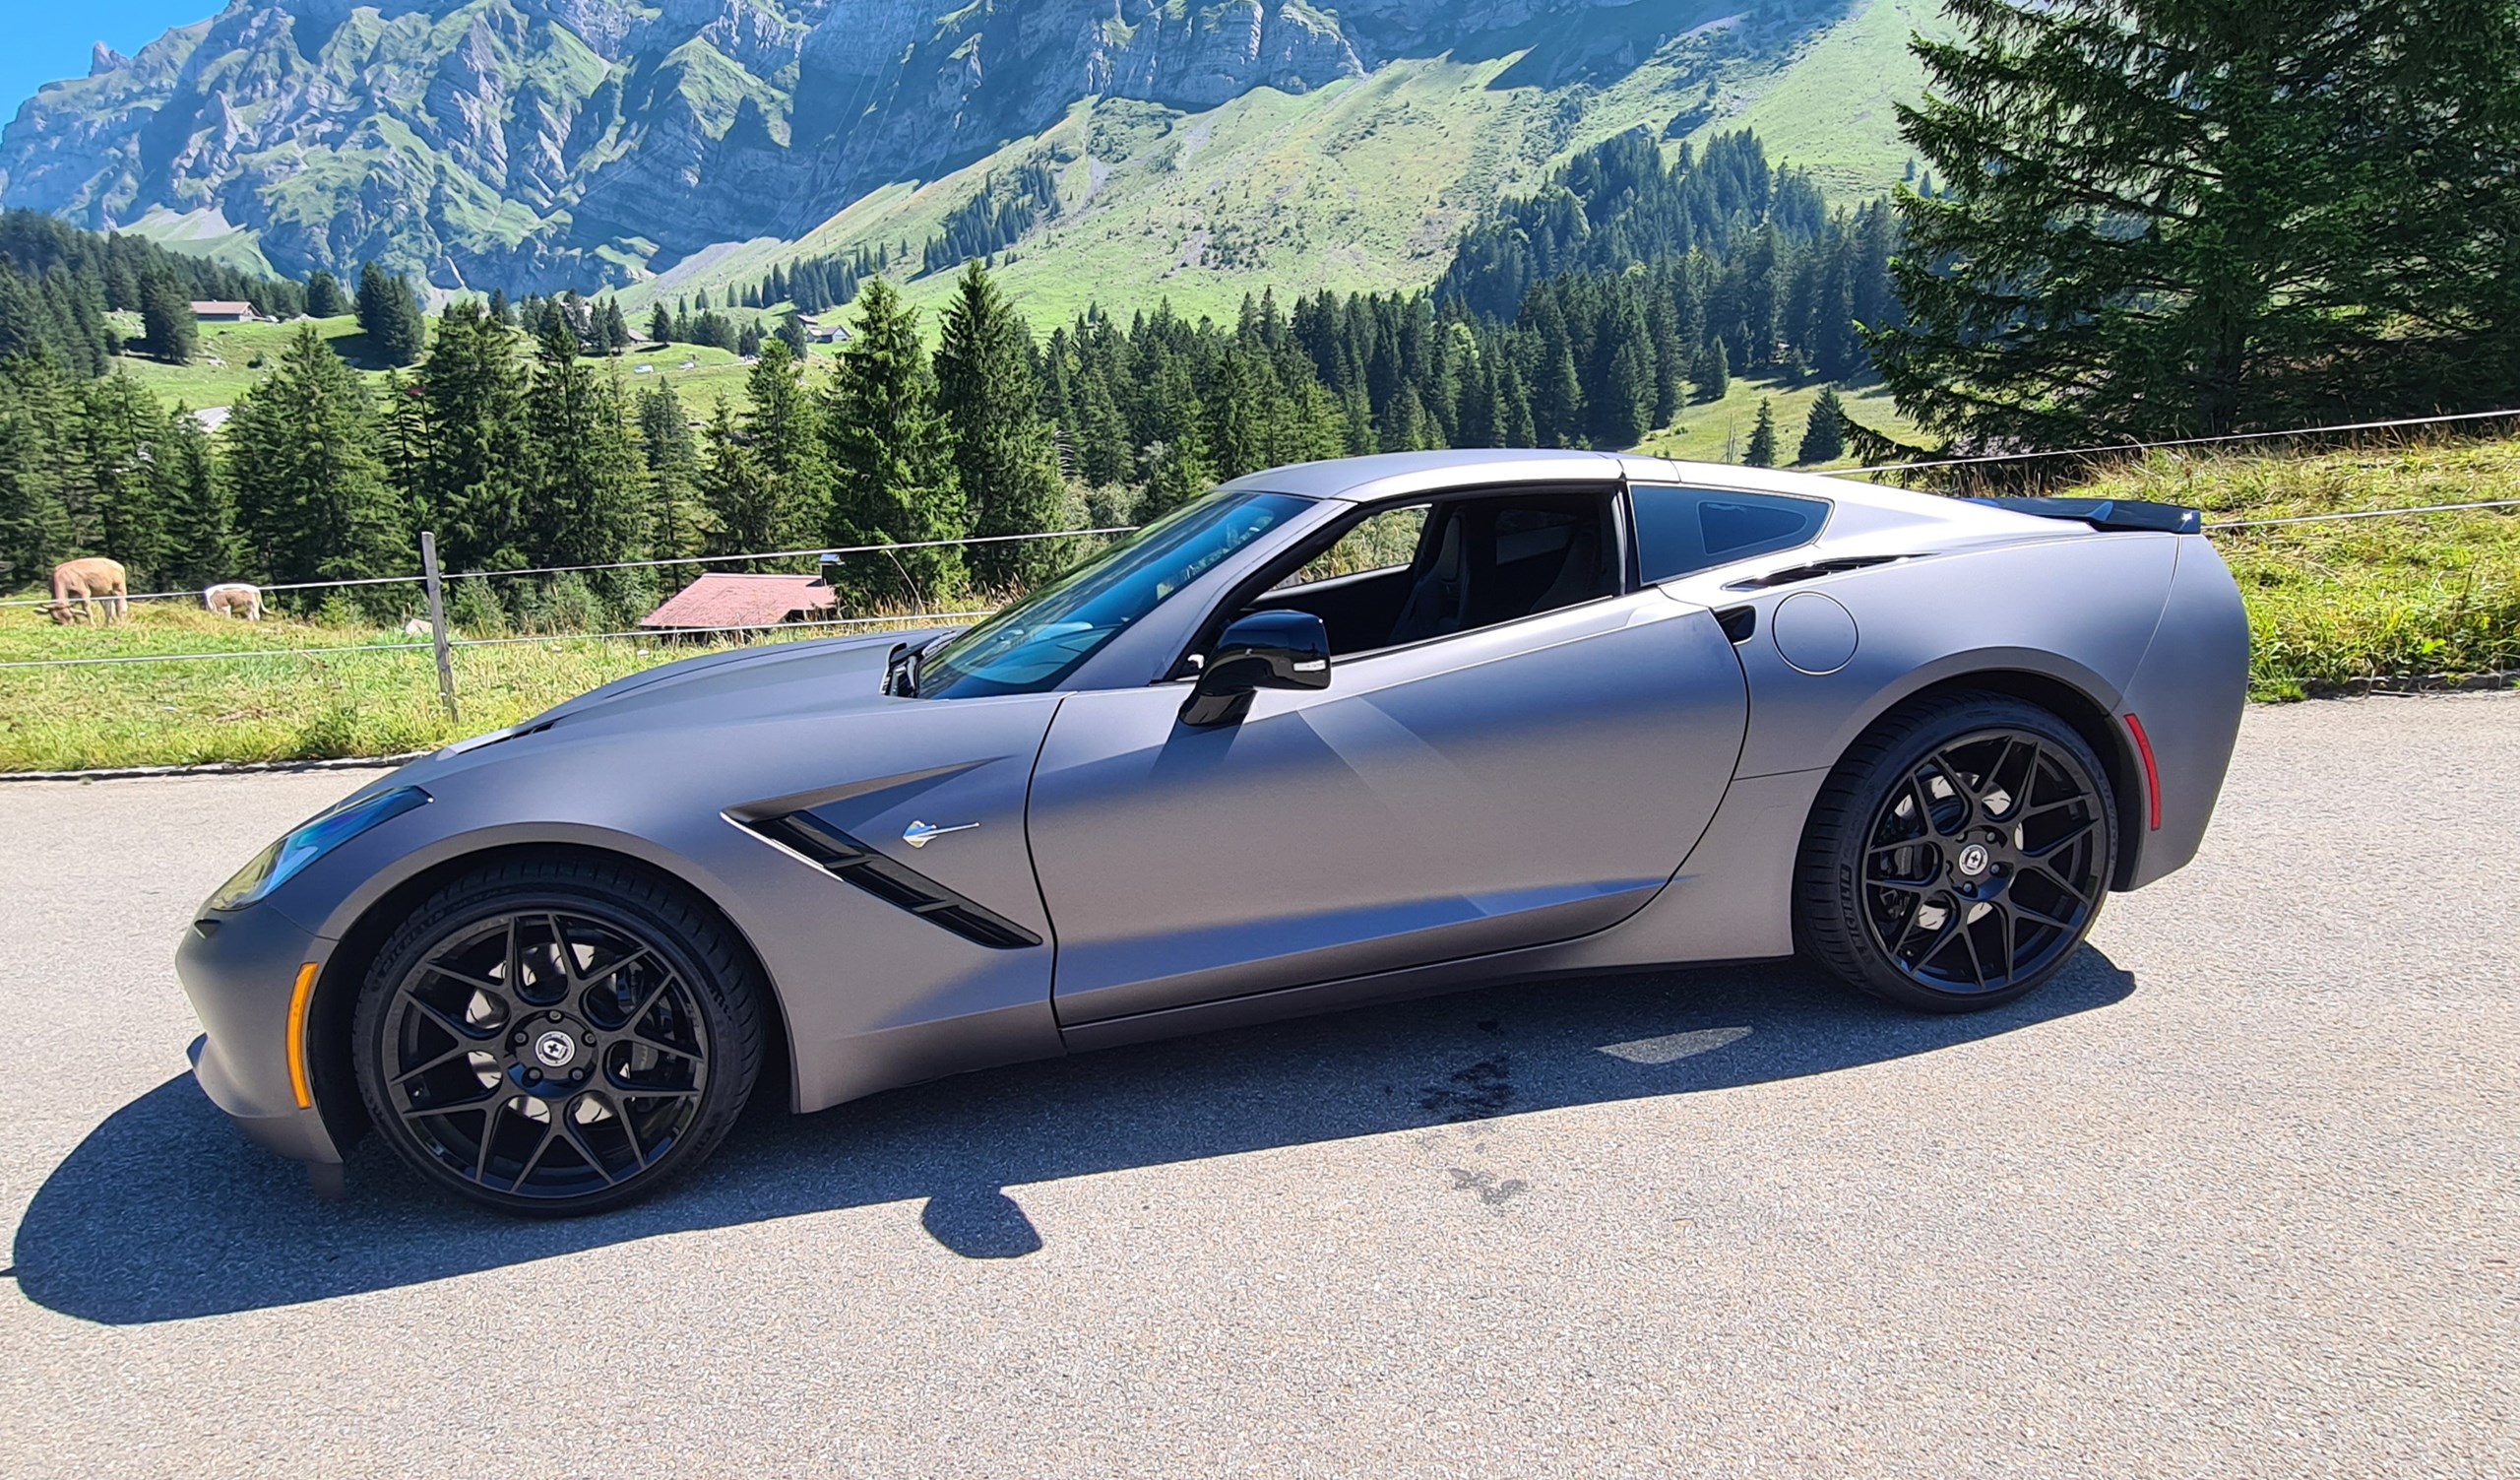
[[189, 300, 256, 322], [638, 573, 838, 633], [795, 314, 851, 345]]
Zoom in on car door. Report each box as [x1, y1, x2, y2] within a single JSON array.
[[1025, 573, 1751, 1026]]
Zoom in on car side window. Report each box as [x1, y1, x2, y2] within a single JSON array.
[[1272, 504, 1429, 590], [1227, 486, 1621, 660], [1631, 484, 1829, 583]]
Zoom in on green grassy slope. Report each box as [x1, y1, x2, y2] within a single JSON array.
[[110, 316, 767, 412], [634, 0, 1947, 331], [1634, 375, 1922, 469], [1713, 0, 1951, 199]]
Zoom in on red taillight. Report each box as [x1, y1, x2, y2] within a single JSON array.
[[2124, 713, 2162, 831]]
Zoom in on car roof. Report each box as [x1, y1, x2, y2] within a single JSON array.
[[1219, 448, 2094, 543]]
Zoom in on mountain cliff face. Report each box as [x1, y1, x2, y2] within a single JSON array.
[[2, 0, 1738, 293]]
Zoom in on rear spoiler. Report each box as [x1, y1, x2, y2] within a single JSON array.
[[1967, 495, 2202, 534]]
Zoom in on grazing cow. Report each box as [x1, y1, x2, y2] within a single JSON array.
[[45, 557, 128, 625], [205, 582, 263, 620]]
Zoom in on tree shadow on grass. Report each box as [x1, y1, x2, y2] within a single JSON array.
[[13, 951, 2134, 1324]]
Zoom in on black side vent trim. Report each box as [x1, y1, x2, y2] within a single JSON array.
[[1715, 606, 1757, 643], [1968, 495, 2201, 534], [1725, 554, 1908, 591], [744, 811, 1042, 950]]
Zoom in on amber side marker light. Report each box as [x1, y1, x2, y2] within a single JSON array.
[[285, 962, 320, 1110]]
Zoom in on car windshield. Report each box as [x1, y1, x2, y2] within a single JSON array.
[[916, 490, 1308, 698]]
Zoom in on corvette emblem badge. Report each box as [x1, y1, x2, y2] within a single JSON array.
[[901, 819, 980, 849]]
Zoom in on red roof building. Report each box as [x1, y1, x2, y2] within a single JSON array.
[[639, 573, 838, 632]]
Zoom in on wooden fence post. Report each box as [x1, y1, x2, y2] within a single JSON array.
[[420, 531, 460, 724]]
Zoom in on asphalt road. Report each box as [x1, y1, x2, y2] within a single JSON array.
[[1, 694, 2513, 1477]]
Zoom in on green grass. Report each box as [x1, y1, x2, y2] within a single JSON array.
[[113, 315, 375, 409], [0, 600, 939, 772], [112, 317, 767, 415], [8, 432, 2516, 770], [1713, 0, 1952, 200], [2065, 439, 2520, 700], [1631, 374, 1924, 469]]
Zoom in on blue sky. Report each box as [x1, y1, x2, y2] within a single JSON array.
[[4, 2, 220, 124]]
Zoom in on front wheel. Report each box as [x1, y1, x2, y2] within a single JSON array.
[[1796, 693, 2117, 1011], [351, 856, 765, 1215]]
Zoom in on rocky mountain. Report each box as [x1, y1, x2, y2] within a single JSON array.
[[0, 0, 1931, 299]]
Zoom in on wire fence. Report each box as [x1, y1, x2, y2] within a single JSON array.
[[0, 525, 1135, 610], [6, 406, 2518, 680]]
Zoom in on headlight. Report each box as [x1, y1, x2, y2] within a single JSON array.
[[207, 787, 430, 912]]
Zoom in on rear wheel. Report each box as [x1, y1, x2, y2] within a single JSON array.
[[1796, 693, 2116, 1011], [351, 856, 764, 1215]]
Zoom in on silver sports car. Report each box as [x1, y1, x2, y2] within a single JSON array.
[[177, 450, 2249, 1213]]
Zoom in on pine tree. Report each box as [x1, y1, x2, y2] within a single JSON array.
[[1744, 397, 1779, 467], [158, 404, 242, 588], [224, 324, 405, 581], [1694, 338, 1730, 403], [738, 336, 828, 564], [822, 280, 964, 603], [377, 370, 429, 524], [1382, 380, 1432, 452], [1599, 338, 1656, 449], [305, 272, 348, 319], [138, 274, 198, 364], [775, 311, 810, 358], [697, 398, 779, 560], [1875, 0, 2520, 443], [1073, 365, 1131, 489], [1493, 354, 1537, 447], [1797, 387, 1849, 465], [78, 373, 172, 584], [1207, 347, 1273, 478], [355, 262, 427, 367], [0, 359, 76, 590], [523, 313, 647, 569], [412, 298, 530, 570], [636, 383, 706, 568], [1539, 342, 1585, 448], [601, 298, 632, 355], [934, 261, 1065, 589], [648, 304, 673, 345]]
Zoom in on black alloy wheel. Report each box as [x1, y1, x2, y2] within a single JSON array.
[[352, 857, 763, 1214], [1797, 693, 2116, 1011]]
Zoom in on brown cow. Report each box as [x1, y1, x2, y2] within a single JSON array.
[[205, 582, 263, 620], [46, 557, 128, 625]]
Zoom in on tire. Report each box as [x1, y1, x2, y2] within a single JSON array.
[[1795, 691, 2117, 1012], [351, 854, 765, 1215]]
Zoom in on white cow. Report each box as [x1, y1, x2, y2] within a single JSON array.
[[205, 582, 262, 620]]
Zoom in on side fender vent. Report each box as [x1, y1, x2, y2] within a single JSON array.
[[1725, 554, 1908, 591], [743, 811, 1042, 950], [1715, 606, 1757, 643]]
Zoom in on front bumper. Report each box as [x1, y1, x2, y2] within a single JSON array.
[[175, 903, 347, 1166]]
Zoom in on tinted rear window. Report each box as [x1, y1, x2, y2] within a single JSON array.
[[1631, 484, 1829, 582]]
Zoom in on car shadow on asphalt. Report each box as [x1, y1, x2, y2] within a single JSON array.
[[14, 951, 2135, 1324]]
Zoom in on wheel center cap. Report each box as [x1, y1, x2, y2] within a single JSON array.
[[1955, 843, 1991, 877], [531, 1029, 579, 1069]]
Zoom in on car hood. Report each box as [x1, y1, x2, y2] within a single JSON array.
[[383, 628, 961, 796], [525, 628, 948, 734]]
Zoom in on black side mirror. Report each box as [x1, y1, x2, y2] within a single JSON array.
[[1179, 610, 1332, 727]]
